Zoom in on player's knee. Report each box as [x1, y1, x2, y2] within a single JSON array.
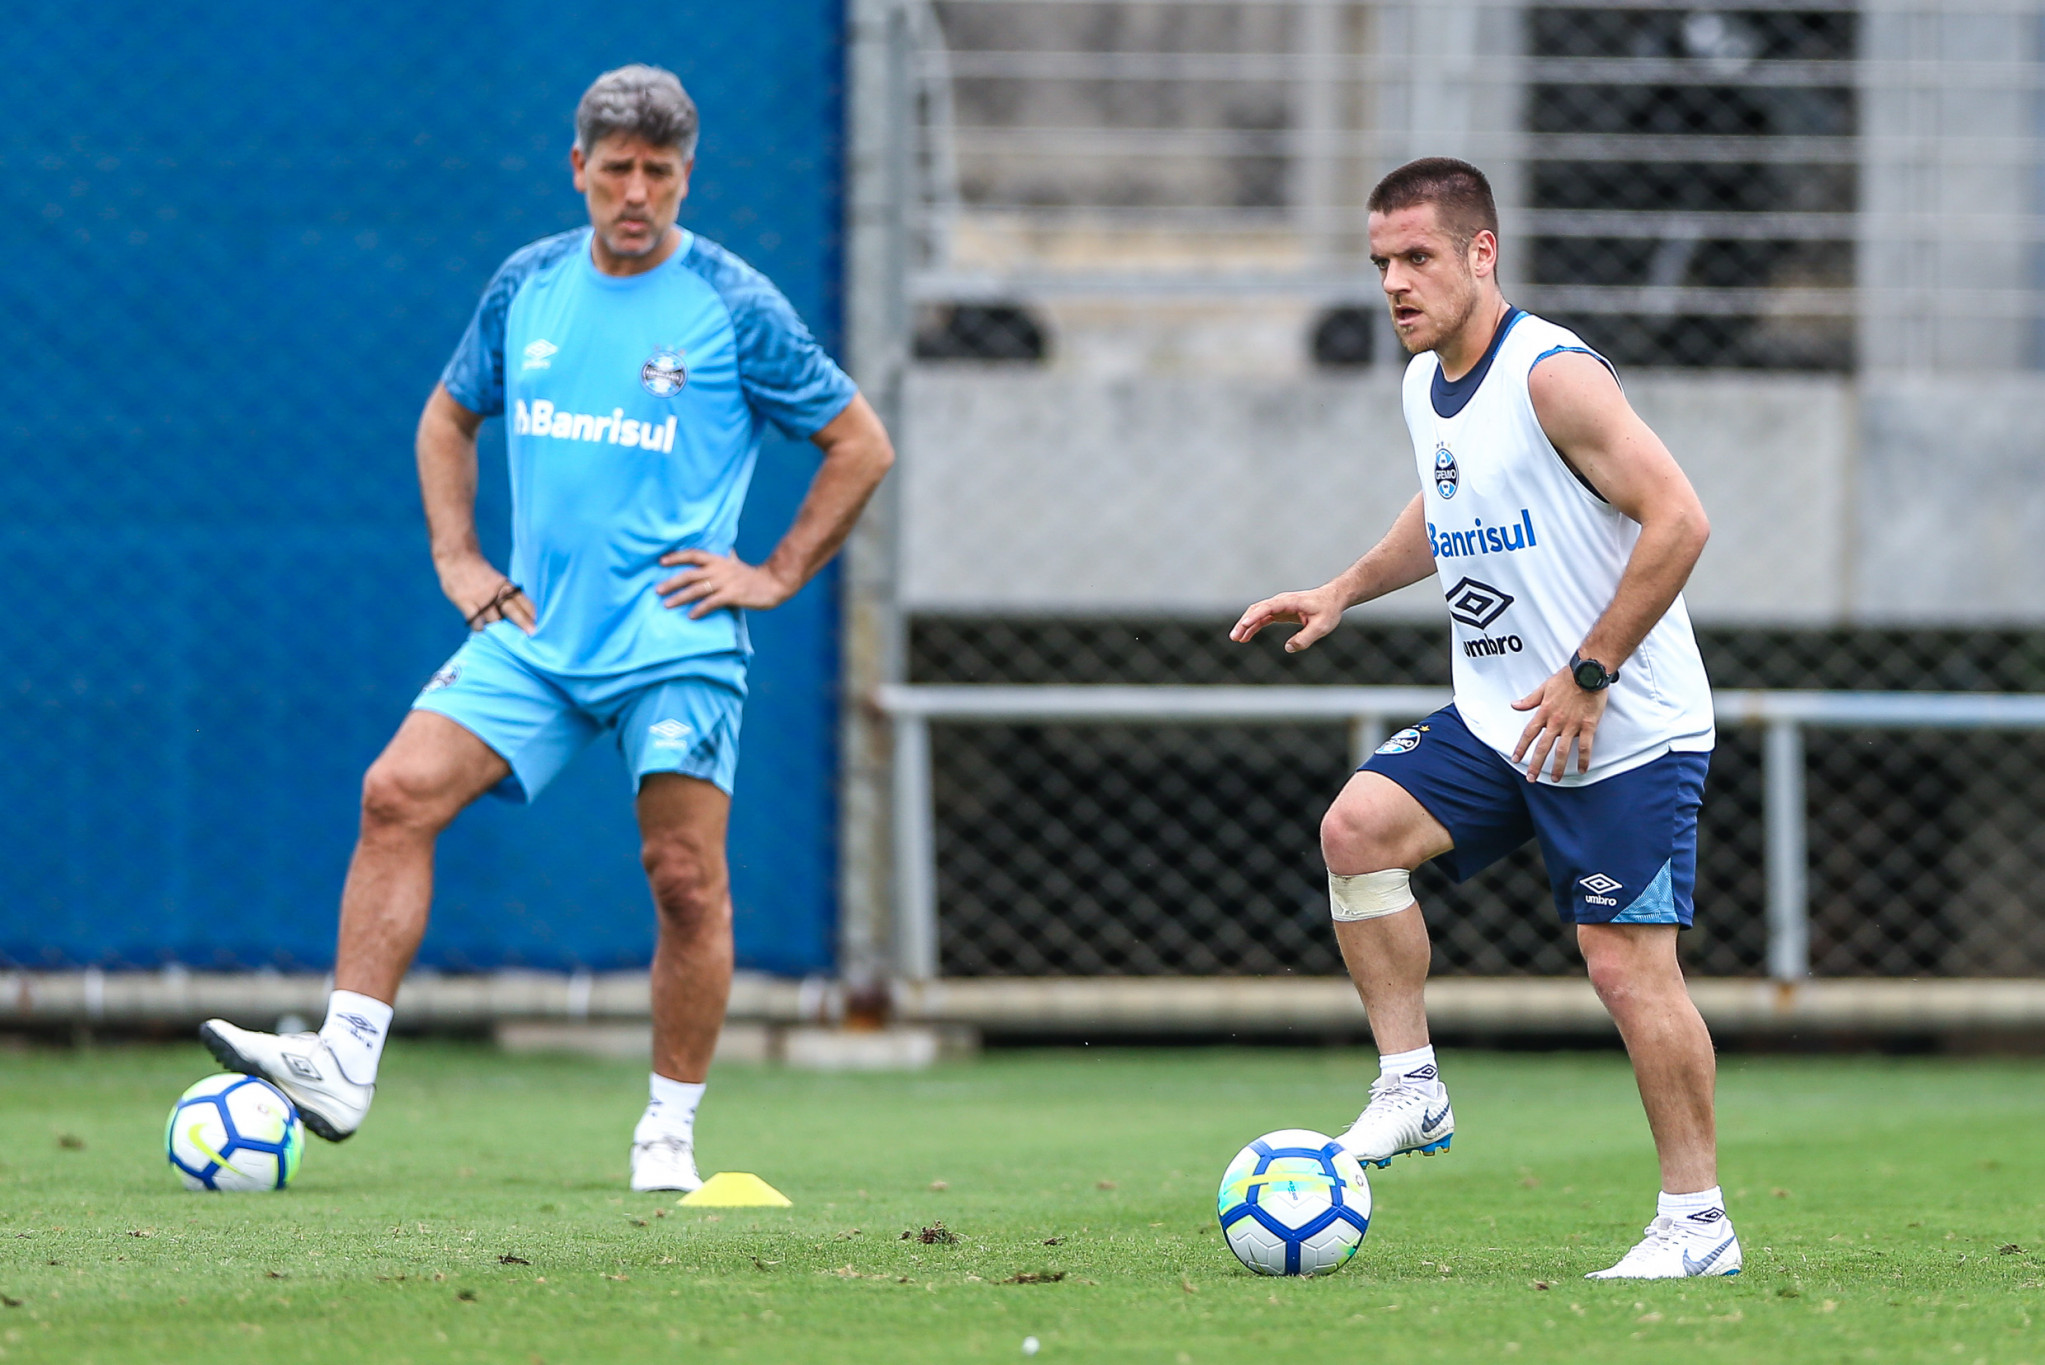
[[1320, 798, 1404, 873], [1583, 951, 1637, 1009], [360, 757, 461, 833], [641, 839, 728, 929]]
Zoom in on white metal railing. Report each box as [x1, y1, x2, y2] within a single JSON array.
[[876, 685, 2045, 981], [900, 0, 2045, 367]]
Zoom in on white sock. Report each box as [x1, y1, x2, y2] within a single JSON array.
[[635, 1073, 706, 1145], [1658, 1186, 1728, 1232], [318, 990, 393, 1086], [1378, 1044, 1442, 1091]]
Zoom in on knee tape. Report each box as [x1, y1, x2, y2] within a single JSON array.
[[1329, 869, 1416, 922]]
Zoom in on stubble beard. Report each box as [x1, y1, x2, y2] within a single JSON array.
[[1406, 277, 1479, 356]]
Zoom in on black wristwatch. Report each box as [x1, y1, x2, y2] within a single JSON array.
[[1570, 651, 1619, 692]]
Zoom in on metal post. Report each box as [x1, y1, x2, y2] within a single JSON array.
[[1348, 713, 1387, 768], [1292, 0, 1342, 266], [838, 0, 915, 989], [1764, 718, 1809, 982], [891, 712, 939, 980]]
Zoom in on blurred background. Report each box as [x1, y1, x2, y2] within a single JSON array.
[[8, 0, 2045, 1051]]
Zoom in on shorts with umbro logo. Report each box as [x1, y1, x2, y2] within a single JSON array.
[[412, 627, 746, 803], [1360, 704, 1707, 926]]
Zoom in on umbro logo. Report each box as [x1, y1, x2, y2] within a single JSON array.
[[336, 1012, 380, 1046], [1687, 1208, 1726, 1225], [521, 338, 558, 370], [1444, 577, 1513, 630], [1578, 872, 1623, 907], [1404, 1064, 1439, 1082], [284, 1053, 323, 1081], [648, 718, 694, 750]]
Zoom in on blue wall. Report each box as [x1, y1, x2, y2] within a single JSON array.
[[0, 4, 846, 975]]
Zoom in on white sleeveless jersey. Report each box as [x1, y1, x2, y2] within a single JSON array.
[[1400, 309, 1714, 784]]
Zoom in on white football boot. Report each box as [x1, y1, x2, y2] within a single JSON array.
[[1336, 1069, 1455, 1168], [1585, 1210, 1742, 1280], [199, 1019, 373, 1143], [629, 1135, 704, 1193]]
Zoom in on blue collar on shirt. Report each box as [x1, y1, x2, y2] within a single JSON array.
[[1430, 306, 1526, 418]]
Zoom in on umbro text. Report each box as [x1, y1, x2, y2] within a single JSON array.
[[1462, 634, 1524, 658]]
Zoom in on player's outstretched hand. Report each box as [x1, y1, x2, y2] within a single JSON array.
[[657, 549, 798, 618], [440, 554, 536, 634], [1511, 669, 1608, 783], [1230, 585, 1346, 654]]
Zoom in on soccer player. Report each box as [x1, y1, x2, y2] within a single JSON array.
[[199, 66, 893, 1193], [1231, 158, 1734, 1279]]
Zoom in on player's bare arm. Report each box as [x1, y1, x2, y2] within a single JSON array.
[[1510, 351, 1710, 781], [417, 382, 536, 634], [657, 392, 895, 617], [1230, 493, 1435, 653]]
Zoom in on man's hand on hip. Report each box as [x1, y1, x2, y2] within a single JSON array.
[[657, 549, 797, 618], [438, 553, 535, 634], [1511, 668, 1608, 783]]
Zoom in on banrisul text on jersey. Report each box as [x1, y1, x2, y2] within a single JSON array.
[[1426, 509, 1537, 558], [513, 399, 678, 452], [1399, 308, 1715, 785]]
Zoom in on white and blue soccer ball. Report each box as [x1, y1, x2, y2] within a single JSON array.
[[1216, 1129, 1371, 1276], [165, 1074, 304, 1192]]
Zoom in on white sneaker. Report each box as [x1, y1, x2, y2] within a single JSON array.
[[1585, 1212, 1742, 1280], [630, 1135, 703, 1193], [199, 1019, 373, 1143], [1336, 1072, 1454, 1168]]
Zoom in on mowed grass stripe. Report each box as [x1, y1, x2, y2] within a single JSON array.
[[1, 1044, 2041, 1364]]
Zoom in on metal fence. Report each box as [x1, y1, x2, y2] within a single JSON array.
[[876, 681, 2045, 983], [0, 0, 850, 975], [901, 0, 2045, 373]]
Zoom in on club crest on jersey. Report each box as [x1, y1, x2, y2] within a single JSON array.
[[1433, 447, 1460, 499], [1375, 727, 1423, 755], [640, 346, 688, 397]]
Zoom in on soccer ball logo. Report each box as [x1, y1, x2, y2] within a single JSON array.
[[165, 1074, 304, 1192], [1216, 1129, 1371, 1276], [640, 347, 688, 397]]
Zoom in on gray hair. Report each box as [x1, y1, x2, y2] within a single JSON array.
[[574, 65, 699, 159]]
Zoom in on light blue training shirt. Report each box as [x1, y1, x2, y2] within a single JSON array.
[[440, 226, 859, 677]]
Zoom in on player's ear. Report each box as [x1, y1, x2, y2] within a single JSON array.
[[570, 145, 588, 192], [1468, 229, 1497, 280]]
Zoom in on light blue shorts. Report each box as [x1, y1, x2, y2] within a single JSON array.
[[411, 629, 747, 803]]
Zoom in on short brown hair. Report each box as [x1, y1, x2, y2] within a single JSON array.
[[1367, 157, 1499, 251]]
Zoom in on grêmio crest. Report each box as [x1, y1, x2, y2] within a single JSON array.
[[1433, 446, 1459, 498], [640, 346, 688, 397]]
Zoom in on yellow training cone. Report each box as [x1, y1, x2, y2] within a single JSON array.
[[678, 1172, 792, 1208]]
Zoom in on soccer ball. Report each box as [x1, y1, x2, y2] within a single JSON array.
[[165, 1074, 304, 1192], [1216, 1129, 1370, 1276]]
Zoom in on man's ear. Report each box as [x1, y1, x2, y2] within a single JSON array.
[[1468, 228, 1499, 280]]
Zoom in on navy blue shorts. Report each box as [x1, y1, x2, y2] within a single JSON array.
[[1360, 705, 1708, 926]]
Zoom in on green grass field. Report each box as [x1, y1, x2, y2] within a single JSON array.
[[3, 1043, 2042, 1364]]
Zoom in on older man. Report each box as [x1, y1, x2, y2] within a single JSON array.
[[202, 64, 893, 1193]]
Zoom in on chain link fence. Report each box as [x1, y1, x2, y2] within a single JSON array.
[[908, 620, 2045, 978], [0, 1, 850, 974], [906, 0, 2045, 374]]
